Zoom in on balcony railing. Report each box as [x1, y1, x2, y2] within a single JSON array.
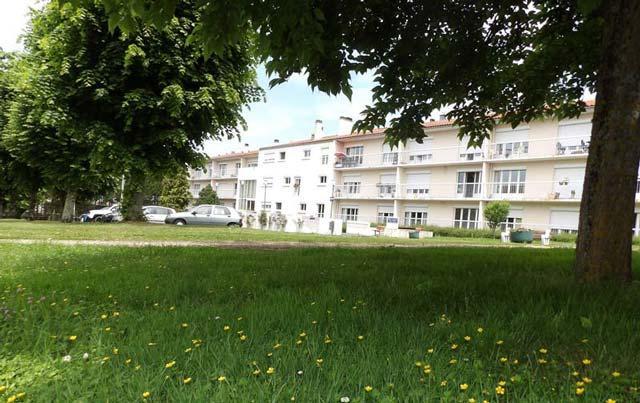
[[211, 171, 238, 179]]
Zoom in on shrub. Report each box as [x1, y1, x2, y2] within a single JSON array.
[[198, 185, 220, 205], [484, 201, 511, 233], [420, 225, 500, 239], [550, 232, 577, 243]]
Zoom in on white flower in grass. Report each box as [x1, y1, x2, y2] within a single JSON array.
[[340, 397, 350, 403], [62, 355, 72, 362], [296, 370, 303, 376], [82, 353, 89, 360]]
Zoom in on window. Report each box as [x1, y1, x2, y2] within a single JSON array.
[[456, 171, 482, 197], [553, 167, 585, 199], [454, 208, 479, 229], [345, 146, 364, 166], [459, 135, 483, 160], [317, 204, 325, 218], [195, 206, 212, 215], [493, 169, 526, 194], [501, 208, 523, 231], [293, 177, 301, 195], [303, 149, 311, 158], [550, 210, 579, 234], [341, 207, 359, 221], [235, 162, 241, 169], [377, 173, 396, 197], [263, 153, 275, 163], [319, 176, 327, 184], [404, 210, 428, 227], [276, 202, 282, 211], [262, 202, 271, 210], [279, 151, 286, 160], [192, 183, 201, 196], [219, 164, 227, 176], [377, 206, 394, 224], [321, 155, 329, 164], [557, 122, 591, 154], [405, 173, 430, 197], [300, 203, 307, 211], [409, 154, 432, 163], [493, 127, 529, 158], [344, 181, 361, 194], [284, 176, 291, 185], [246, 200, 255, 211], [381, 144, 398, 165], [214, 206, 230, 215]]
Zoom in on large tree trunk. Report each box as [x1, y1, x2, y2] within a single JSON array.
[[61, 191, 77, 223], [123, 173, 146, 221], [575, 0, 640, 283]]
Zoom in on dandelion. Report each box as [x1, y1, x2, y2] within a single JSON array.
[[495, 385, 505, 395], [266, 367, 275, 375], [364, 386, 373, 392], [316, 358, 323, 365], [423, 367, 432, 374], [68, 335, 77, 342], [142, 391, 151, 399], [575, 387, 585, 396], [612, 371, 621, 377], [112, 348, 119, 355], [105, 327, 111, 332], [62, 355, 72, 362], [464, 336, 471, 341], [165, 360, 176, 369], [539, 348, 548, 354], [181, 323, 188, 328], [460, 383, 469, 391], [582, 377, 592, 384], [183, 377, 192, 384], [125, 359, 132, 365], [499, 357, 508, 363], [239, 335, 247, 341], [451, 343, 458, 350], [538, 358, 547, 364], [217, 376, 227, 382], [440, 380, 447, 387], [496, 340, 504, 345], [582, 358, 591, 365], [606, 399, 616, 403], [415, 361, 423, 367], [576, 381, 584, 387], [101, 314, 108, 319], [477, 327, 483, 333], [223, 325, 231, 331], [252, 369, 261, 375], [299, 332, 306, 338], [273, 343, 282, 349], [468, 399, 476, 403], [427, 348, 434, 353]]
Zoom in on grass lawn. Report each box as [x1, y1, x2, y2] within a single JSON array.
[[0, 219, 564, 248], [1, 244, 639, 402]]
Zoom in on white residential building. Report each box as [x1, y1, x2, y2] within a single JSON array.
[[189, 101, 640, 235]]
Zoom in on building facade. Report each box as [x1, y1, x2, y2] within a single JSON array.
[[189, 104, 640, 234]]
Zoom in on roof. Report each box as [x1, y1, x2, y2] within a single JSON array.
[[209, 149, 259, 161]]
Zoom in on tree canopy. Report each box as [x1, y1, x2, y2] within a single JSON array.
[[198, 184, 220, 205]]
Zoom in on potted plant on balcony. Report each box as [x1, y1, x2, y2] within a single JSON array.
[[510, 227, 534, 243]]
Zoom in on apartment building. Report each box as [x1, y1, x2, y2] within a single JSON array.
[[190, 102, 640, 234], [188, 149, 258, 207]]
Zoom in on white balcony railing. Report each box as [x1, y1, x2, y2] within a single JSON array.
[[211, 170, 238, 179]]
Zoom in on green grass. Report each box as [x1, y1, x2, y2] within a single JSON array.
[[0, 219, 565, 247], [1, 244, 639, 402]]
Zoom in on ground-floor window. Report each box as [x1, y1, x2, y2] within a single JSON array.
[[377, 208, 394, 224], [341, 207, 359, 222], [300, 203, 307, 211], [454, 208, 479, 229], [404, 211, 427, 227], [501, 216, 523, 231], [317, 204, 325, 218], [275, 202, 282, 211]]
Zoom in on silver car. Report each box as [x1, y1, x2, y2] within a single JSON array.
[[165, 205, 242, 227], [143, 205, 176, 224]]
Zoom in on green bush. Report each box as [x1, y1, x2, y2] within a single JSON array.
[[550, 232, 577, 243], [421, 225, 500, 239]]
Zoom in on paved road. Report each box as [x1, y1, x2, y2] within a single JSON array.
[[0, 238, 557, 250]]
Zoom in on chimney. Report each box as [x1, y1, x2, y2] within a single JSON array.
[[313, 119, 324, 139], [338, 116, 353, 134], [274, 139, 280, 144], [244, 143, 249, 148]]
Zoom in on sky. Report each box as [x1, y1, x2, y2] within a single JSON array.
[[0, 0, 380, 157]]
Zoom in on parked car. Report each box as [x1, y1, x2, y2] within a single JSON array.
[[82, 204, 122, 222], [143, 205, 176, 224], [164, 205, 242, 226]]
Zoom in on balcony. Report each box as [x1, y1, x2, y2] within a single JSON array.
[[211, 171, 238, 179], [333, 184, 396, 199], [487, 135, 590, 161]]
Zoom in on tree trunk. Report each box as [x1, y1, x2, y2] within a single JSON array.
[[61, 191, 77, 223], [123, 172, 146, 221], [0, 198, 4, 219], [575, 0, 640, 282]]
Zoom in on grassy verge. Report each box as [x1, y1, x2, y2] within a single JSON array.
[[1, 244, 638, 401], [0, 220, 568, 247]]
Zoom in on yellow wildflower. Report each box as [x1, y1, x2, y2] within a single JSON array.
[[324, 336, 332, 344], [112, 348, 119, 355], [217, 376, 226, 382], [239, 335, 247, 341], [415, 361, 422, 367], [538, 358, 547, 364], [181, 323, 188, 328], [451, 343, 458, 350], [357, 335, 364, 341], [223, 325, 231, 331], [165, 360, 176, 369], [252, 369, 261, 375], [0, 386, 5, 393], [498, 381, 506, 386], [575, 387, 585, 396], [68, 335, 77, 342], [539, 348, 548, 354], [184, 348, 192, 353], [468, 399, 476, 403], [6, 395, 16, 403], [273, 343, 282, 349], [101, 314, 108, 319], [612, 371, 621, 377], [460, 383, 469, 391], [427, 348, 434, 353], [576, 381, 584, 387], [142, 391, 151, 399], [266, 367, 275, 375], [364, 385, 373, 392], [606, 399, 616, 403], [299, 332, 306, 338], [464, 336, 471, 341], [449, 359, 458, 364], [582, 377, 592, 384], [125, 359, 132, 364], [495, 385, 505, 395], [499, 357, 508, 363], [496, 340, 504, 345], [440, 380, 447, 387], [183, 377, 192, 384], [582, 358, 591, 365], [477, 327, 483, 333]]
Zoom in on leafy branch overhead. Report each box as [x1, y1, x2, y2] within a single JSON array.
[[61, 0, 601, 146]]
